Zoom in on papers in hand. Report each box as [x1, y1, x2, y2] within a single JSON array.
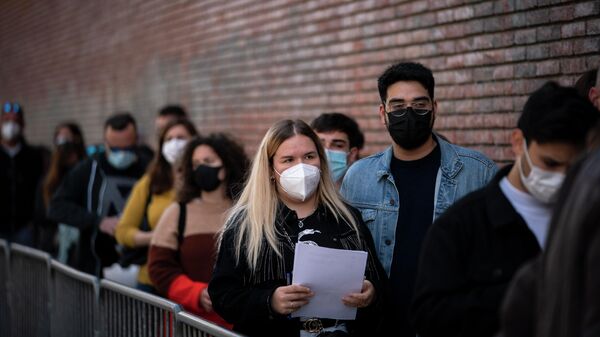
[[291, 242, 368, 320]]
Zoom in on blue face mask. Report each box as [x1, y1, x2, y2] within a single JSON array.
[[325, 149, 348, 182], [107, 149, 137, 169]]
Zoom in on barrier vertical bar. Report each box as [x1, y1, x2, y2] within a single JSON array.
[[9, 243, 51, 337], [99, 279, 181, 337], [0, 239, 9, 334], [50, 260, 99, 337], [175, 311, 243, 337]]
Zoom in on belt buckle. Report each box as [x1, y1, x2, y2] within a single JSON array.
[[303, 318, 323, 333]]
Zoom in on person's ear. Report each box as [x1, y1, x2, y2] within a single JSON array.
[[511, 129, 525, 157], [589, 87, 600, 109], [379, 103, 387, 127], [348, 147, 359, 164]]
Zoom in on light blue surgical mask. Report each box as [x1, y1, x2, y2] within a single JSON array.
[[325, 149, 348, 182], [107, 149, 137, 169]]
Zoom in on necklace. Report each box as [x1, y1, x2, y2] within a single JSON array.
[[297, 207, 317, 228]]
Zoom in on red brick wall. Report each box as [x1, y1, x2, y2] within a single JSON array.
[[1, 0, 598, 162]]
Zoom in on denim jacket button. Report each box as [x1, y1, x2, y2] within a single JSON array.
[[389, 199, 395, 205], [385, 240, 392, 245]]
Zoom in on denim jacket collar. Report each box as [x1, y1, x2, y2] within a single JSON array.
[[374, 133, 463, 180]]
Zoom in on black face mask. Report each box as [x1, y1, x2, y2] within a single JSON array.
[[193, 165, 222, 192], [386, 108, 433, 150]]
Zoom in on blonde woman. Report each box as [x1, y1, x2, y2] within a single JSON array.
[[208, 119, 387, 337]]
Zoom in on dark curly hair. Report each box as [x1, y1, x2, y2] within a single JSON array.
[[178, 133, 249, 203], [377, 61, 435, 103]]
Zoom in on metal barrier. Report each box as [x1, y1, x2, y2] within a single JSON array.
[[176, 311, 242, 337], [50, 260, 99, 337], [9, 243, 52, 337], [0, 243, 245, 337], [100, 279, 181, 337], [0, 239, 9, 333]]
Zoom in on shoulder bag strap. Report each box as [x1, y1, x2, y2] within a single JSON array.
[[177, 202, 187, 245]]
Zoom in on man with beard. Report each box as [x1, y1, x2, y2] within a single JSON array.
[[340, 62, 498, 336], [48, 113, 149, 278]]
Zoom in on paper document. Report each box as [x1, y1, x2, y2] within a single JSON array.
[[291, 242, 367, 320]]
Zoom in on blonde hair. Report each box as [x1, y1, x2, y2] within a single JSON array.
[[221, 119, 361, 271]]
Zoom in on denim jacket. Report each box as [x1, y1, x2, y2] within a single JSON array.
[[340, 135, 498, 275]]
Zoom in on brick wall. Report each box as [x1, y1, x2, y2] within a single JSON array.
[[0, 0, 598, 162]]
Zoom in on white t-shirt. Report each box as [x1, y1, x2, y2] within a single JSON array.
[[499, 177, 552, 249]]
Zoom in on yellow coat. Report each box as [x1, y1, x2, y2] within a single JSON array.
[[115, 173, 175, 286]]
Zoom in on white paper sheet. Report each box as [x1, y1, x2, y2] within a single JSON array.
[[291, 242, 368, 320]]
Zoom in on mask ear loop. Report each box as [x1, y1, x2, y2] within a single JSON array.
[[521, 139, 535, 172]]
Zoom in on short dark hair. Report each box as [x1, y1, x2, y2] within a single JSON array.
[[104, 112, 136, 131], [158, 105, 187, 118], [178, 133, 249, 202], [518, 81, 599, 146], [377, 62, 435, 103], [310, 112, 365, 150], [573, 68, 598, 99]]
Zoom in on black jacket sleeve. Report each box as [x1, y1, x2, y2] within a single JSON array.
[[47, 160, 100, 230], [498, 259, 538, 337], [410, 215, 506, 337], [208, 228, 284, 327]]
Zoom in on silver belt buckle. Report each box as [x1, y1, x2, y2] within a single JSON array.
[[303, 318, 324, 333]]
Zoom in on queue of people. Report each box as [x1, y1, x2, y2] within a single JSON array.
[[1, 62, 599, 337]]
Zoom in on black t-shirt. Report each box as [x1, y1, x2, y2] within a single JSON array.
[[284, 208, 341, 249], [389, 144, 441, 336]]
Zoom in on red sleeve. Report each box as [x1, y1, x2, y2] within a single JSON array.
[[167, 274, 208, 314], [148, 245, 184, 296]]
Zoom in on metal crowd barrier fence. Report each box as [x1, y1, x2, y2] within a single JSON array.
[[0, 239, 9, 333], [100, 279, 181, 337], [50, 260, 99, 337], [9, 243, 52, 337], [0, 240, 244, 337], [176, 311, 241, 337]]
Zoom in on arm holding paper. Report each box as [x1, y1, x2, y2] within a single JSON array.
[[209, 206, 388, 337]]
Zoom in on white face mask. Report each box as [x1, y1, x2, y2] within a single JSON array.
[[518, 140, 565, 204], [1, 121, 21, 141], [162, 138, 188, 164], [275, 163, 321, 201]]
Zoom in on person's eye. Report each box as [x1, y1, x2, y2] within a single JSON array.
[[543, 159, 561, 168], [414, 101, 428, 109]]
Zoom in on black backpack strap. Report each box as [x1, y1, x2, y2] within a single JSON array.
[[139, 185, 153, 232], [177, 202, 187, 245]]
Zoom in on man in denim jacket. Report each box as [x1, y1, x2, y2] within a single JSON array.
[[340, 62, 497, 336]]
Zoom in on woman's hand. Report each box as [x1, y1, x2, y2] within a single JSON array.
[[200, 288, 213, 312], [133, 230, 154, 247], [342, 280, 375, 308], [270, 284, 314, 315]]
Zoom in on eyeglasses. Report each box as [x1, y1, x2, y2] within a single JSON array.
[[385, 99, 432, 117], [3, 102, 21, 114]]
